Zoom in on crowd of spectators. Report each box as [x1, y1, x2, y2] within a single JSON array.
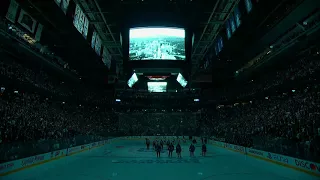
[[2, 43, 319, 162], [202, 85, 320, 162], [0, 38, 113, 102], [236, 46, 320, 99], [0, 56, 73, 97], [199, 46, 320, 162], [118, 112, 199, 136], [0, 17, 78, 76], [0, 89, 118, 162]]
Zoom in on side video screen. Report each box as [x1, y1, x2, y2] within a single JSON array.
[[129, 27, 185, 60]]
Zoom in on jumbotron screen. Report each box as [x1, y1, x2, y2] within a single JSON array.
[[147, 82, 167, 92], [129, 27, 186, 60]]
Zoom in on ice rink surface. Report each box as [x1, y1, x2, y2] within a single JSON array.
[[2, 139, 318, 180]]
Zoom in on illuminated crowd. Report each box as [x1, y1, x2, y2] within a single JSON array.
[[118, 112, 199, 136], [0, 90, 118, 163]]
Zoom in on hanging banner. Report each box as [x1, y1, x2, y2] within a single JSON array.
[[91, 31, 96, 49], [54, 0, 62, 5], [119, 33, 123, 46], [226, 20, 231, 39], [78, 10, 84, 33], [215, 43, 219, 55], [61, 0, 70, 14], [234, 6, 241, 28], [245, 0, 253, 13], [73, 4, 81, 30], [55, 0, 70, 14], [17, 9, 37, 33], [103, 47, 111, 69], [73, 4, 89, 39], [218, 37, 223, 51], [83, 16, 89, 38], [95, 33, 102, 56], [6, 0, 19, 23], [229, 15, 236, 33], [34, 23, 43, 41]]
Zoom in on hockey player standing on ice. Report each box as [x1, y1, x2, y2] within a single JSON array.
[[146, 138, 150, 150], [156, 143, 161, 158], [189, 143, 195, 157], [160, 139, 164, 150], [176, 143, 182, 158], [168, 142, 174, 158], [153, 140, 156, 149], [202, 143, 207, 156]]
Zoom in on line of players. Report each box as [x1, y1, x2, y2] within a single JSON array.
[[145, 137, 207, 158]]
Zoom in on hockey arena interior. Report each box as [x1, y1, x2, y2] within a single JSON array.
[[0, 0, 320, 179]]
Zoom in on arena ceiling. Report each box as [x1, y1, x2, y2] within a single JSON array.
[[13, 0, 320, 98], [74, 0, 241, 82]]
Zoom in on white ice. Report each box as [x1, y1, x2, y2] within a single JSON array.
[[2, 139, 318, 180]]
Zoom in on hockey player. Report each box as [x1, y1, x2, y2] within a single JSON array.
[[189, 143, 195, 157], [146, 138, 150, 150], [202, 143, 207, 156], [176, 143, 182, 158], [168, 143, 174, 158], [156, 143, 161, 158], [160, 139, 164, 150], [166, 140, 170, 148], [153, 140, 156, 149]]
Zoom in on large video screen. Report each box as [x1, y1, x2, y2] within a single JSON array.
[[129, 27, 185, 60], [147, 82, 167, 92]]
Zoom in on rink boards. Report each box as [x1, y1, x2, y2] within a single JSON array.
[[211, 140, 320, 177], [0, 138, 116, 176], [1, 136, 319, 177]]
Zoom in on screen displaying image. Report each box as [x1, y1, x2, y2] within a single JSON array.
[[129, 27, 185, 60], [176, 73, 188, 87], [127, 73, 138, 88], [147, 82, 167, 92]]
